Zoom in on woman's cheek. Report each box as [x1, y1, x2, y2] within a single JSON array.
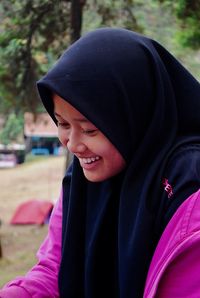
[[58, 129, 67, 147]]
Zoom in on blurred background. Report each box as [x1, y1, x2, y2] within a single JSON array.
[[0, 0, 200, 287]]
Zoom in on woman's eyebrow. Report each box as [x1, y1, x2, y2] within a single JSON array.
[[73, 118, 89, 123], [54, 112, 89, 123]]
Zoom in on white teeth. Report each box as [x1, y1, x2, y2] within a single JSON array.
[[80, 156, 100, 164]]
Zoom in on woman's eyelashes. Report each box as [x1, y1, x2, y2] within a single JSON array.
[[58, 122, 70, 129], [57, 121, 98, 136], [82, 129, 98, 135]]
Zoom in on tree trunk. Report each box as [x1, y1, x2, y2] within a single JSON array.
[[70, 0, 86, 43]]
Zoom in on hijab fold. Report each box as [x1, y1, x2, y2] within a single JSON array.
[[37, 28, 200, 297]]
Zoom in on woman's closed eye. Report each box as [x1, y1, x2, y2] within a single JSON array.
[[58, 122, 70, 129], [57, 122, 98, 135], [82, 129, 98, 135]]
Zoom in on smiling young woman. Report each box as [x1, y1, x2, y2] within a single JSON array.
[[1, 28, 200, 298], [53, 94, 126, 182]]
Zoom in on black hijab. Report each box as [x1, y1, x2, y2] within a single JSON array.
[[37, 28, 200, 297]]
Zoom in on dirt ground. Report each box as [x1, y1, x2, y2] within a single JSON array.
[[0, 155, 66, 287]]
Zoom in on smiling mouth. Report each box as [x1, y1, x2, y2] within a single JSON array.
[[79, 156, 100, 164]]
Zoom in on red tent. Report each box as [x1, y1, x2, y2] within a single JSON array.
[[10, 200, 54, 225]]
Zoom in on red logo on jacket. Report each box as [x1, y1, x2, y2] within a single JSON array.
[[162, 178, 173, 198]]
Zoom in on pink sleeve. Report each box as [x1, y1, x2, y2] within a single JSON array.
[[156, 235, 200, 298], [0, 189, 63, 298], [144, 190, 200, 298]]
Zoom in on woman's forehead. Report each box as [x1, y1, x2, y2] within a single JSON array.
[[53, 94, 93, 124]]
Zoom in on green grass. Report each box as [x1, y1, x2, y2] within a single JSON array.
[[0, 225, 48, 287]]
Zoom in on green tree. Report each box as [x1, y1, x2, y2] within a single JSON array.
[[158, 0, 200, 48], [0, 0, 72, 114], [0, 0, 143, 115], [83, 0, 142, 32], [0, 113, 23, 145]]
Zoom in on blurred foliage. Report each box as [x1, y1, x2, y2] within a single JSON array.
[[0, 0, 71, 115], [0, 0, 143, 116], [157, 0, 200, 48], [0, 113, 23, 145], [83, 0, 143, 32]]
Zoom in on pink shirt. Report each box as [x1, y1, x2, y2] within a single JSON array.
[[1, 189, 200, 297], [144, 189, 200, 297], [0, 190, 63, 298]]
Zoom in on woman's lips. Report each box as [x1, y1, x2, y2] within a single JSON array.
[[79, 156, 101, 169]]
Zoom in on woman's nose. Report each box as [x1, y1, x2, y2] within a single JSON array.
[[67, 134, 86, 154]]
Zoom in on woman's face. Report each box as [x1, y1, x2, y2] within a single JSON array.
[[53, 94, 126, 182]]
